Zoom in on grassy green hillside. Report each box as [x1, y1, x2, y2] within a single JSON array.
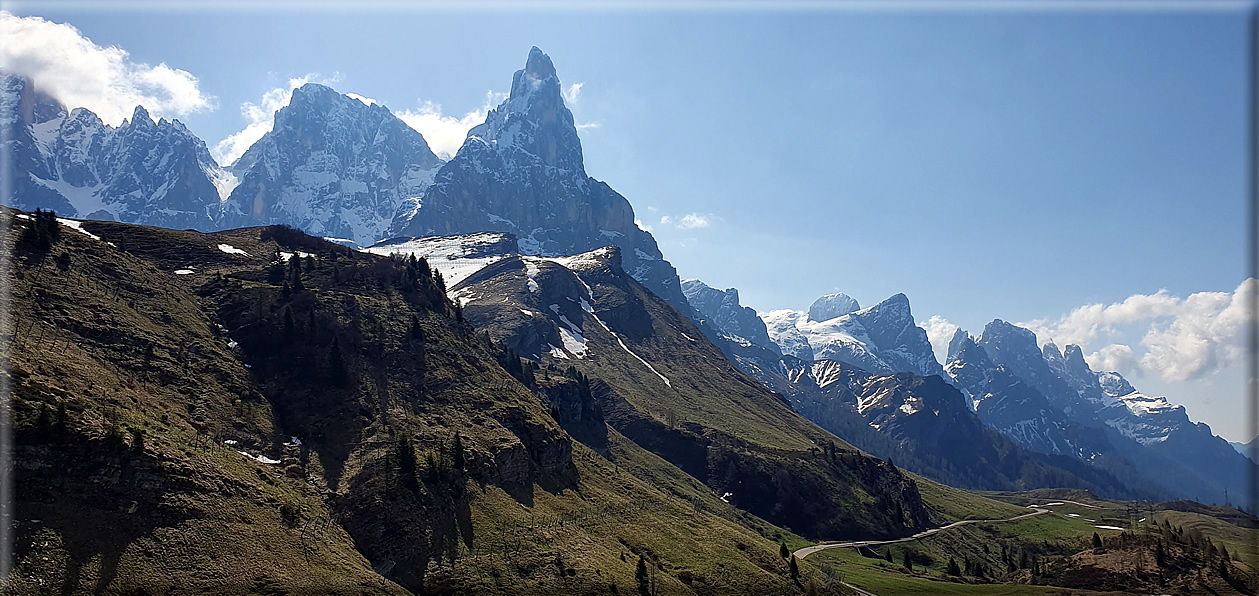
[[5, 210, 859, 595], [801, 489, 1259, 595]]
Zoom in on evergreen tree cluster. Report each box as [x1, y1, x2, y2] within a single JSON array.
[[21, 209, 61, 250], [492, 341, 538, 389]]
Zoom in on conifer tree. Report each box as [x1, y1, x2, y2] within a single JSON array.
[[397, 435, 418, 492], [789, 555, 799, 582], [947, 557, 961, 576], [328, 337, 347, 387], [1093, 532, 1102, 549], [411, 315, 424, 340], [636, 555, 650, 596], [283, 305, 295, 341], [780, 541, 789, 560]]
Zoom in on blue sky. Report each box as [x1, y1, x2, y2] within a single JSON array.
[[3, 4, 1253, 440]]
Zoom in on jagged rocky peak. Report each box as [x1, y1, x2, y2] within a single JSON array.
[[1, 71, 66, 126], [681, 279, 781, 355], [525, 45, 557, 78], [1062, 344, 1092, 376], [221, 81, 443, 246], [389, 47, 691, 313], [946, 328, 974, 363], [807, 292, 860, 322], [979, 319, 1038, 349], [1097, 371, 1136, 398], [854, 293, 913, 329], [1042, 341, 1064, 365], [465, 45, 583, 172], [1, 70, 225, 230]]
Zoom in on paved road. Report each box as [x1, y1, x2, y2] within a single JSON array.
[[794, 507, 1050, 560]]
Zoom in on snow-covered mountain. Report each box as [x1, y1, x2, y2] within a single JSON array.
[[945, 319, 1248, 505], [781, 359, 1142, 496], [1, 72, 226, 230], [219, 82, 444, 246], [762, 293, 942, 378], [388, 47, 688, 312], [946, 329, 1108, 459]]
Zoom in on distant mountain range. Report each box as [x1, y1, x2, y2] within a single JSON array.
[[691, 284, 1248, 504], [3, 45, 1247, 507]]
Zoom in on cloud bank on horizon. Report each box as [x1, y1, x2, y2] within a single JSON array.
[[0, 12, 214, 126], [922, 279, 1255, 385]]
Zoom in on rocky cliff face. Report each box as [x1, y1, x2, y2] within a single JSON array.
[[220, 83, 444, 246], [1, 72, 226, 230], [681, 279, 781, 354], [389, 47, 690, 313]]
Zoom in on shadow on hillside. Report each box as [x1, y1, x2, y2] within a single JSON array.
[[15, 438, 183, 596]]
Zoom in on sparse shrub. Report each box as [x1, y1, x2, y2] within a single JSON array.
[[280, 501, 300, 527], [128, 426, 146, 452]]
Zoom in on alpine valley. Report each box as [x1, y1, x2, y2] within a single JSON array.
[[4, 47, 1255, 596]]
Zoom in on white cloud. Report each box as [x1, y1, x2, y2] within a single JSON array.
[[396, 90, 507, 160], [678, 214, 710, 229], [1086, 344, 1140, 377], [576, 121, 602, 131], [346, 92, 376, 106], [921, 315, 959, 365], [634, 218, 652, 232], [0, 11, 214, 126], [1022, 279, 1255, 382], [660, 213, 714, 230], [211, 74, 336, 167], [562, 82, 583, 104]]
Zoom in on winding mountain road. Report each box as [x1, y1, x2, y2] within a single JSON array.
[[794, 506, 1050, 560], [795, 506, 1050, 595]]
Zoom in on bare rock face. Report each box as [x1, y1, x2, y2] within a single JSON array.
[[1, 72, 225, 230], [390, 48, 690, 313], [222, 83, 445, 246]]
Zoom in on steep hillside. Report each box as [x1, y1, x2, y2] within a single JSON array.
[[5, 208, 855, 595], [452, 246, 950, 541]]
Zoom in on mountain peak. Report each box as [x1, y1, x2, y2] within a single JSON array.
[[288, 82, 340, 107], [1042, 341, 1063, 363], [946, 328, 974, 362], [807, 292, 860, 322], [525, 46, 557, 80], [1063, 344, 1091, 373], [130, 104, 153, 125]]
